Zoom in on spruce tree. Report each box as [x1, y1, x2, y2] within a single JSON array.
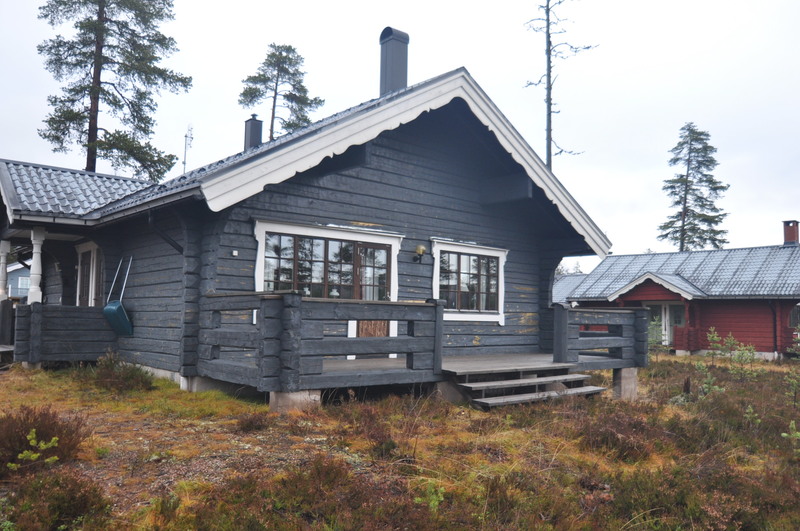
[[239, 44, 324, 142], [658, 122, 729, 251], [37, 0, 192, 182]]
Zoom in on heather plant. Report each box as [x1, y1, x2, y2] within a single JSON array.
[[0, 405, 90, 478], [1, 469, 111, 529]]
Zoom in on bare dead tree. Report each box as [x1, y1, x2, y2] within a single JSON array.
[[527, 0, 595, 170]]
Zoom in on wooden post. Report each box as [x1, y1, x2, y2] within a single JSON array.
[[634, 308, 649, 367], [279, 293, 303, 392], [0, 240, 9, 301], [28, 228, 45, 304], [430, 299, 444, 375], [27, 302, 43, 367], [552, 305, 573, 363]]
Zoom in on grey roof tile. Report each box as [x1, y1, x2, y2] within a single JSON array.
[[1, 159, 151, 218]]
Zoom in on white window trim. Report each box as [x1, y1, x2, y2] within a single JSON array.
[[76, 241, 101, 307], [254, 221, 405, 339], [431, 238, 508, 326]]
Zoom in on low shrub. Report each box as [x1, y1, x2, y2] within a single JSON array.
[[233, 410, 277, 433], [581, 410, 666, 462], [1, 469, 111, 529], [86, 351, 154, 392], [0, 405, 90, 478]]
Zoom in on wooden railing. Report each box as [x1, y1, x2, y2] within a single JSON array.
[[198, 293, 444, 393], [553, 306, 648, 367], [14, 303, 117, 364]]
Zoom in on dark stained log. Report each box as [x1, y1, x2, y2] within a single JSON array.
[[299, 336, 431, 356], [279, 293, 303, 392]]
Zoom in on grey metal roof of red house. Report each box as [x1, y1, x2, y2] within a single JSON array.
[[568, 245, 800, 301], [552, 274, 588, 305]]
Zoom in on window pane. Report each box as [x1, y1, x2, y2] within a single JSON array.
[[279, 260, 293, 282], [265, 234, 281, 258], [311, 262, 324, 283], [312, 239, 324, 260], [340, 242, 353, 263], [279, 236, 294, 258], [374, 249, 387, 268], [341, 264, 353, 285], [328, 240, 341, 261]]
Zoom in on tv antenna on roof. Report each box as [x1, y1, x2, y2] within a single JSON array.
[[182, 125, 194, 174]]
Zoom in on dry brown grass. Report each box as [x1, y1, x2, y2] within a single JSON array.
[[1, 356, 800, 529]]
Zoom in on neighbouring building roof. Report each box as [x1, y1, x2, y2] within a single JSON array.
[[568, 245, 800, 301], [0, 68, 610, 256], [552, 274, 587, 305]]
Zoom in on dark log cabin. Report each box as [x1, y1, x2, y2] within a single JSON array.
[[1, 28, 648, 409]]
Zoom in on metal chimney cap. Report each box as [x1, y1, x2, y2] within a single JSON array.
[[380, 27, 409, 45]]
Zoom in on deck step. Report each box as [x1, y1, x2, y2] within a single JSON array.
[[461, 373, 591, 392], [472, 386, 606, 408], [442, 362, 575, 377]]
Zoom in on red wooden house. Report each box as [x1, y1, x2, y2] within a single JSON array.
[[564, 221, 800, 356]]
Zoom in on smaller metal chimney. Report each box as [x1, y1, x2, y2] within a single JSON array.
[[244, 114, 263, 150], [784, 220, 799, 246], [379, 27, 409, 96]]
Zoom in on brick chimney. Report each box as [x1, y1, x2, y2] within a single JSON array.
[[244, 114, 263, 150], [784, 220, 799, 246], [379, 27, 409, 96]]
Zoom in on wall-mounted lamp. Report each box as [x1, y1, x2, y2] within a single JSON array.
[[413, 244, 427, 263]]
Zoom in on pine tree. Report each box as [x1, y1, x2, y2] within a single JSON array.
[[37, 0, 192, 182], [658, 122, 729, 251], [238, 44, 324, 142]]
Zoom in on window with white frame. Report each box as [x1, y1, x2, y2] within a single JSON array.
[[431, 239, 508, 325], [254, 221, 403, 302]]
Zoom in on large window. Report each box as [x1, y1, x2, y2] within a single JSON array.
[[431, 239, 508, 325], [254, 222, 402, 302], [263, 233, 389, 300]]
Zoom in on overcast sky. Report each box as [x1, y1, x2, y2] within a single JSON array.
[[2, 0, 799, 269]]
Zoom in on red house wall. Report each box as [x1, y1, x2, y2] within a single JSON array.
[[686, 300, 798, 353]]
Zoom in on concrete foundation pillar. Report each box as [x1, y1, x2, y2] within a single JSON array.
[[613, 367, 638, 400], [434, 380, 470, 404], [269, 390, 321, 413]]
